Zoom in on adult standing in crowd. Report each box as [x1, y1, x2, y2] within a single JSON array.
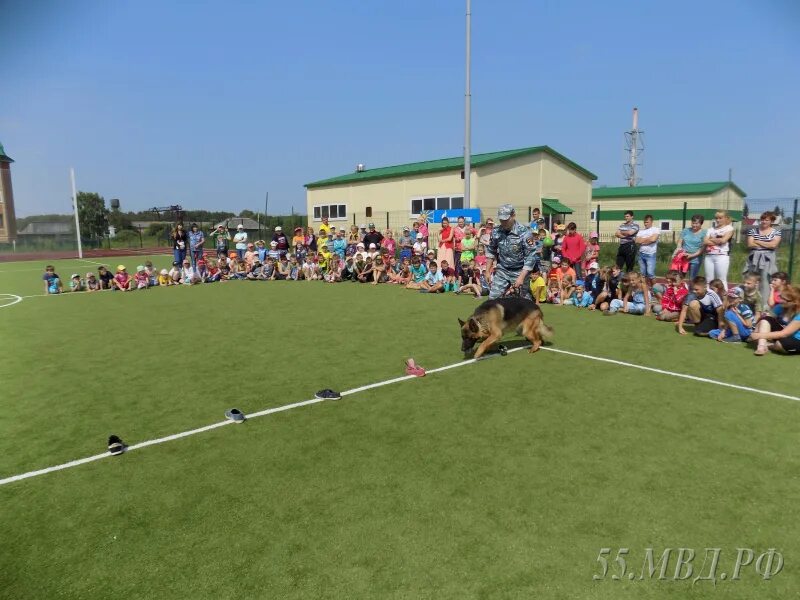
[[210, 224, 231, 259], [635, 214, 661, 285], [438, 217, 455, 269], [188, 223, 205, 268], [560, 222, 586, 279], [677, 215, 706, 280], [171, 223, 188, 265], [485, 204, 537, 300], [363, 223, 384, 250], [478, 218, 494, 246], [529, 207, 541, 231], [319, 216, 332, 237], [614, 211, 639, 272], [233, 224, 248, 260], [703, 210, 735, 290], [272, 226, 289, 258], [744, 211, 782, 308]]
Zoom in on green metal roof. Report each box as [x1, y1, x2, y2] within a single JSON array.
[[0, 141, 13, 163], [541, 197, 573, 215], [592, 181, 746, 199], [305, 145, 597, 188]]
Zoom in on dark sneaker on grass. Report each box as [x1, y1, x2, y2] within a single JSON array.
[[315, 389, 342, 400], [224, 408, 246, 423], [498, 344, 508, 356], [108, 435, 126, 456]]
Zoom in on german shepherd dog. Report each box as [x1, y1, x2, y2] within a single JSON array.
[[459, 297, 553, 359]]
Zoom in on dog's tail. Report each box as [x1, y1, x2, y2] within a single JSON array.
[[537, 319, 554, 342]]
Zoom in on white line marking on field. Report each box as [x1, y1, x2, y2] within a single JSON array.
[[0, 294, 23, 309], [539, 347, 800, 403], [78, 259, 110, 266], [0, 345, 797, 487]]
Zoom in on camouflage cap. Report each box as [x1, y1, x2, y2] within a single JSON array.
[[497, 204, 514, 220]]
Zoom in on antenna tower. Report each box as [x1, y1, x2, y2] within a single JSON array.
[[624, 107, 644, 186]]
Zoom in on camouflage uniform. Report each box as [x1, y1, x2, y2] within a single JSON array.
[[485, 205, 539, 300]]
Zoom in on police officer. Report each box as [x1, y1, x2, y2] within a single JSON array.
[[485, 204, 538, 300]]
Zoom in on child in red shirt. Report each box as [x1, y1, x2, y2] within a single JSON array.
[[655, 270, 688, 321], [113, 265, 133, 291]]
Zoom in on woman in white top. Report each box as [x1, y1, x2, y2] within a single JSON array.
[[703, 210, 735, 290], [233, 224, 248, 260]]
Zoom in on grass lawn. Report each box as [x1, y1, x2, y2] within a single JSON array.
[[1, 256, 798, 599]]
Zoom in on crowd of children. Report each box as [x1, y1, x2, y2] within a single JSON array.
[[40, 215, 799, 356]]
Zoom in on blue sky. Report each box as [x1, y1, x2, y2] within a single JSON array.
[[2, 0, 798, 216]]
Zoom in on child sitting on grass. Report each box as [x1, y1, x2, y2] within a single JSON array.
[[69, 274, 86, 292], [358, 256, 374, 283], [560, 275, 575, 305], [708, 287, 754, 343], [113, 265, 133, 291], [595, 265, 622, 312], [196, 260, 210, 283], [768, 271, 789, 311], [181, 260, 199, 285], [406, 256, 427, 290], [677, 276, 724, 336], [157, 269, 171, 286], [207, 261, 221, 282], [262, 257, 277, 280], [134, 265, 150, 289], [86, 272, 101, 292], [168, 262, 182, 284], [547, 279, 561, 304], [653, 270, 688, 321], [607, 272, 651, 315], [740, 271, 762, 314], [440, 260, 457, 292], [42, 265, 63, 294], [372, 255, 388, 284], [144, 261, 157, 286], [419, 261, 445, 293], [528, 269, 547, 303], [97, 266, 114, 290], [564, 280, 593, 307]]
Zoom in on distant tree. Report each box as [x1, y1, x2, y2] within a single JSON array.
[[146, 223, 171, 239], [77, 192, 109, 240], [239, 209, 255, 219]]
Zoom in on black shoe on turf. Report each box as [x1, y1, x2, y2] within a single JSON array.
[[224, 408, 246, 423], [315, 389, 342, 400], [108, 435, 126, 456]]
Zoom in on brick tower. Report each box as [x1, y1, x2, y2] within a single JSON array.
[[0, 141, 17, 243]]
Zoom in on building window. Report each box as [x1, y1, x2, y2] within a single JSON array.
[[660, 221, 671, 231], [590, 210, 596, 221], [366, 206, 372, 218], [410, 195, 465, 217], [313, 204, 347, 221]]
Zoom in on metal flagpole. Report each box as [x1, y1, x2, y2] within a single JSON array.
[[463, 0, 471, 208], [70, 168, 83, 258]]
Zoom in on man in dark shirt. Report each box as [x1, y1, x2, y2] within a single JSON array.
[[362, 223, 384, 250], [272, 226, 290, 257]]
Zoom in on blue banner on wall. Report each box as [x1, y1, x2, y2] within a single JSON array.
[[431, 209, 482, 224]]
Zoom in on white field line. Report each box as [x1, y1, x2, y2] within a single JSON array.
[[0, 294, 23, 308], [78, 259, 111, 267], [1, 345, 799, 487]]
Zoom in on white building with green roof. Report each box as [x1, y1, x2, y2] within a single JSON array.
[[304, 145, 597, 232], [591, 181, 746, 238]]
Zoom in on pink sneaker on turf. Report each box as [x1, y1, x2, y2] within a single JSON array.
[[405, 358, 426, 377]]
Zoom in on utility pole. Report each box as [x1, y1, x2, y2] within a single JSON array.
[[624, 107, 644, 187], [463, 0, 472, 207]]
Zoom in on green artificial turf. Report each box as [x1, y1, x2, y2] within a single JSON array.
[[1, 259, 798, 599]]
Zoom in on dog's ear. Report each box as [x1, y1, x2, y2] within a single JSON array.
[[468, 317, 480, 333], [458, 318, 466, 327]]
